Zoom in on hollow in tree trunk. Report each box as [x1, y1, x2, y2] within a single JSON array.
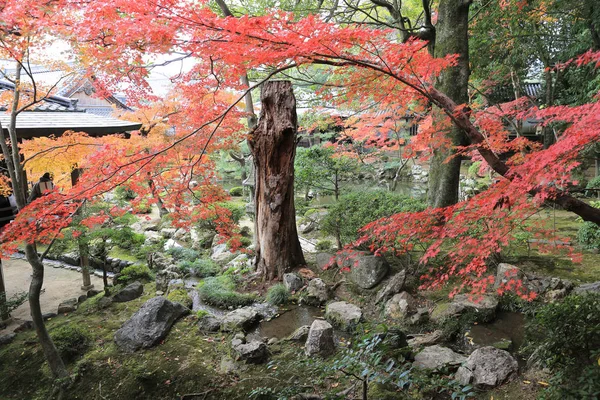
[[249, 81, 306, 280]]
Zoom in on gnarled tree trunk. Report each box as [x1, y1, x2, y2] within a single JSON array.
[[249, 81, 305, 280], [427, 0, 471, 208]]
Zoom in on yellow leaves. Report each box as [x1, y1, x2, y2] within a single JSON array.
[[21, 131, 103, 187]]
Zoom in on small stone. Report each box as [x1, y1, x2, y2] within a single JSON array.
[[413, 345, 466, 370], [407, 330, 444, 348], [87, 289, 102, 298], [283, 273, 303, 293], [303, 278, 329, 306], [286, 325, 311, 342], [384, 292, 417, 319], [42, 312, 57, 321], [305, 320, 335, 357], [0, 333, 16, 346], [78, 294, 88, 304], [232, 339, 269, 364], [198, 315, 222, 332], [455, 347, 518, 389], [325, 301, 363, 331], [221, 307, 260, 332], [113, 281, 144, 303], [374, 270, 407, 304]]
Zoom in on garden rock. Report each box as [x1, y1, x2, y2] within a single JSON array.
[[113, 281, 144, 303], [198, 315, 222, 332], [283, 273, 303, 293], [160, 228, 177, 238], [59, 252, 80, 266], [0, 333, 16, 346], [374, 269, 407, 304], [286, 325, 311, 342], [315, 253, 335, 270], [303, 278, 329, 306], [325, 301, 362, 331], [494, 263, 522, 289], [305, 319, 335, 357], [114, 296, 189, 352], [407, 330, 444, 348], [431, 294, 498, 322], [143, 231, 161, 245], [573, 281, 600, 294], [150, 252, 174, 271], [224, 254, 251, 271], [384, 292, 416, 320], [455, 346, 518, 389], [221, 307, 260, 332], [231, 337, 269, 364], [155, 267, 180, 292], [250, 303, 278, 320], [57, 298, 78, 314], [413, 345, 466, 370], [343, 251, 389, 289], [163, 238, 182, 251]]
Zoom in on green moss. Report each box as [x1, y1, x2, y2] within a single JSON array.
[[50, 323, 92, 362], [118, 264, 153, 284], [166, 289, 193, 308]]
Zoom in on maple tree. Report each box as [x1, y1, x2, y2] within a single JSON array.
[[0, 6, 599, 382]]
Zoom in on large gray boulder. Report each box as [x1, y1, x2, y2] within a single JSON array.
[[413, 345, 466, 370], [303, 278, 329, 306], [283, 273, 303, 293], [113, 281, 144, 303], [198, 315, 222, 332], [339, 251, 389, 289], [221, 307, 260, 332], [455, 346, 518, 389], [494, 263, 522, 289], [384, 292, 416, 320], [114, 297, 189, 352], [315, 253, 335, 270], [305, 319, 335, 357], [325, 301, 362, 331], [374, 270, 407, 304]]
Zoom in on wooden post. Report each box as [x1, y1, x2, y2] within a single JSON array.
[[72, 168, 93, 290], [249, 81, 305, 280]]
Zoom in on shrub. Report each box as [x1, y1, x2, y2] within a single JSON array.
[[196, 310, 209, 319], [315, 239, 332, 251], [167, 289, 193, 308], [50, 324, 92, 362], [266, 284, 289, 305], [118, 264, 153, 284], [524, 293, 600, 398], [198, 276, 256, 308], [321, 191, 426, 245], [178, 258, 220, 278], [167, 247, 201, 262], [229, 186, 244, 196]]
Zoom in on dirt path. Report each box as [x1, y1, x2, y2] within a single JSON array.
[[1, 257, 103, 334]]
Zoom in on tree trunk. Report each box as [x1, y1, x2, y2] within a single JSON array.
[[24, 243, 69, 380], [0, 260, 8, 321], [249, 81, 306, 280], [427, 0, 471, 208]]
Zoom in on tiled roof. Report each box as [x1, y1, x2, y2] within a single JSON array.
[[0, 112, 142, 139], [0, 80, 78, 112]]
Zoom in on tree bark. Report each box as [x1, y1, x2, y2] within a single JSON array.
[[24, 243, 69, 379], [427, 0, 471, 208], [249, 81, 306, 280], [0, 260, 8, 321]]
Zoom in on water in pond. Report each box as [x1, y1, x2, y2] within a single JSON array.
[[250, 305, 323, 340], [466, 312, 526, 353]]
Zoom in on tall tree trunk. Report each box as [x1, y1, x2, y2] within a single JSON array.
[[0, 260, 8, 321], [249, 81, 305, 280], [427, 0, 471, 208], [24, 244, 69, 379]]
